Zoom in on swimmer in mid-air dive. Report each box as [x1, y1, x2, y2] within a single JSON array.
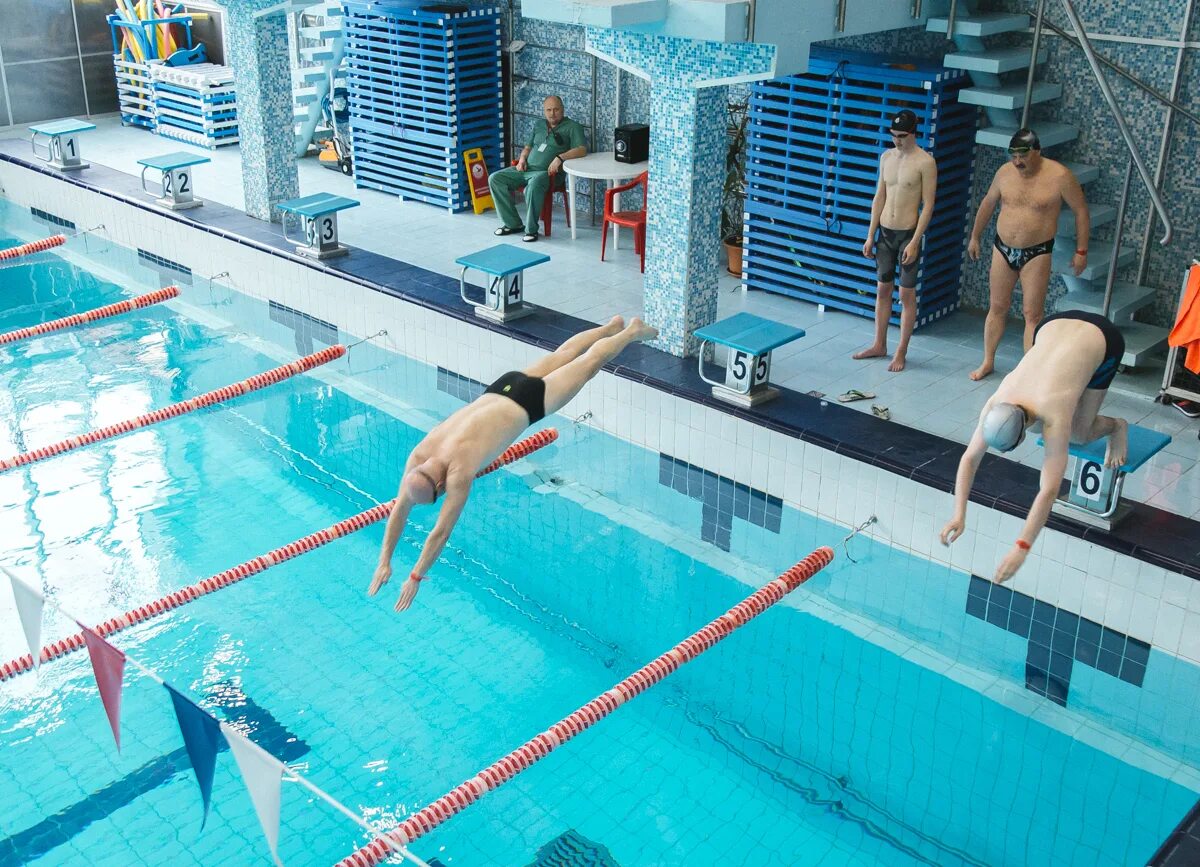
[[369, 316, 658, 611], [940, 311, 1129, 583]]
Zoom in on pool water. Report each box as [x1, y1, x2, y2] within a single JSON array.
[[0, 202, 1196, 866]]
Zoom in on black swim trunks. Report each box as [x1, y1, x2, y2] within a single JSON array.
[[875, 226, 919, 289], [484, 370, 546, 423], [994, 236, 1055, 272], [1034, 310, 1125, 390]]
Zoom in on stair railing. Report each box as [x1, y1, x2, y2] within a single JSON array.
[[1060, 0, 1173, 244], [944, 0, 959, 40], [1102, 157, 1134, 319], [1019, 0, 1047, 128]]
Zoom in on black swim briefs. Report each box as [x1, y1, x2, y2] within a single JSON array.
[[1033, 310, 1125, 390], [875, 226, 918, 289], [484, 370, 546, 423], [994, 235, 1055, 272]]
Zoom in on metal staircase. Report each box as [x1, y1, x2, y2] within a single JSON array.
[[290, 0, 346, 158], [930, 8, 1170, 368]]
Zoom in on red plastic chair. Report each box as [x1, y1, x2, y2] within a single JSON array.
[[601, 171, 648, 272], [509, 161, 571, 237]]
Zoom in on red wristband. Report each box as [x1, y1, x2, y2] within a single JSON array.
[[1015, 539, 1031, 551], [1075, 249, 1087, 256], [409, 571, 426, 582]]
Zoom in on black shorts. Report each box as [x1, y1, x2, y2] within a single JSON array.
[[484, 371, 546, 423], [875, 226, 918, 289], [1034, 310, 1125, 390]]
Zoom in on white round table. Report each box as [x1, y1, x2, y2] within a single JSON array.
[[561, 151, 648, 245]]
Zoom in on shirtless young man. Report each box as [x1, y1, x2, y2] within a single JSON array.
[[853, 109, 938, 372], [968, 128, 1090, 381], [940, 311, 1128, 583], [368, 316, 657, 612]]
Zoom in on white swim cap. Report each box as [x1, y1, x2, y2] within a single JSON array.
[[981, 402, 1027, 452]]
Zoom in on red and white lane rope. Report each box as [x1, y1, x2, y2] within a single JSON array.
[[0, 343, 346, 473], [0, 285, 180, 347], [0, 428, 558, 681], [0, 234, 66, 262], [335, 545, 836, 867]]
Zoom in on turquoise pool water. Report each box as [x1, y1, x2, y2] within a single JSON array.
[[0, 201, 1196, 866]]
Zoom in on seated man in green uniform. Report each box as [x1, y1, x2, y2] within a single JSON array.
[[488, 94, 587, 242]]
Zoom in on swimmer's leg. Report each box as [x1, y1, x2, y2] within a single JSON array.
[[1018, 253, 1052, 353], [542, 318, 657, 415], [1070, 388, 1128, 467], [971, 245, 1019, 381], [522, 316, 625, 379]]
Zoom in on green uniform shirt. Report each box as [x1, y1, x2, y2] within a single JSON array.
[[525, 118, 586, 171]]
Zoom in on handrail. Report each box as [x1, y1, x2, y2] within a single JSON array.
[[1019, 0, 1047, 128], [1026, 5, 1200, 128], [944, 0, 958, 40], [1103, 157, 1134, 319], [1060, 0, 1172, 245]]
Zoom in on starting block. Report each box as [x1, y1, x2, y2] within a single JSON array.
[[1043, 424, 1172, 530], [456, 243, 548, 323], [138, 152, 211, 210], [694, 313, 805, 407], [29, 119, 96, 171], [276, 193, 360, 260]]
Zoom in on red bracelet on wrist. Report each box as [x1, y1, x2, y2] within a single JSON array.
[[1075, 249, 1087, 256], [409, 571, 426, 582], [1015, 539, 1031, 551]]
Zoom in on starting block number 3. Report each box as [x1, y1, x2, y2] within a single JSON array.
[[305, 215, 337, 249]]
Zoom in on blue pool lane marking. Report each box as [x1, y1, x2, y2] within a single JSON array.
[[437, 366, 486, 403], [659, 454, 782, 552], [269, 299, 340, 356], [965, 575, 1151, 706], [0, 680, 309, 865]]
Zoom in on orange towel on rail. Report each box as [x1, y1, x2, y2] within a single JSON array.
[[1168, 263, 1200, 373]]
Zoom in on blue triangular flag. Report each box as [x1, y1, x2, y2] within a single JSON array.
[[165, 684, 222, 829]]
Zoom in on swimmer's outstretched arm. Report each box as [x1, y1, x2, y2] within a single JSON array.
[[395, 474, 472, 613], [369, 491, 416, 596], [994, 430, 1068, 583], [941, 422, 989, 546]]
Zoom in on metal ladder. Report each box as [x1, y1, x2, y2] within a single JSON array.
[[289, 0, 345, 158]]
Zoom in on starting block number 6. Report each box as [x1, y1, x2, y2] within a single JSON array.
[[1074, 459, 1107, 503]]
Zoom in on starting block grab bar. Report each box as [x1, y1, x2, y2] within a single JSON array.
[[1041, 424, 1172, 530]]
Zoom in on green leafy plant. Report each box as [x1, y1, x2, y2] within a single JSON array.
[[722, 99, 750, 244]]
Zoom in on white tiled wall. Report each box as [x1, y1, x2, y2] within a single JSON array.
[[3, 161, 1198, 667]]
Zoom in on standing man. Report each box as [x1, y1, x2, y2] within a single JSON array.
[[967, 128, 1090, 381], [853, 109, 938, 372], [488, 95, 587, 243], [940, 311, 1128, 583]]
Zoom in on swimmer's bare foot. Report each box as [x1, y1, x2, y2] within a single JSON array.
[[888, 351, 907, 373], [1105, 417, 1129, 468], [969, 363, 994, 381], [628, 317, 658, 342], [852, 345, 888, 361]]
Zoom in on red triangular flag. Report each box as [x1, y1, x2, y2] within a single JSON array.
[[80, 627, 126, 751]]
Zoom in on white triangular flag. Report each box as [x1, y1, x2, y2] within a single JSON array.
[[3, 567, 44, 671], [221, 722, 284, 865]]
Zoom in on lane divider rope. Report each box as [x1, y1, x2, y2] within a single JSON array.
[[336, 545, 836, 867], [0, 234, 66, 262], [0, 343, 346, 473], [0, 285, 179, 347], [0, 428, 559, 681]]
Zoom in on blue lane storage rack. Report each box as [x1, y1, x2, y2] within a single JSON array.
[[342, 1, 503, 211], [743, 47, 975, 327], [150, 64, 239, 149]]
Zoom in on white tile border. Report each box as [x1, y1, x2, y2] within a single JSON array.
[[2, 160, 1199, 669]]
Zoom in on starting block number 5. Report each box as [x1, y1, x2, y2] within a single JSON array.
[[728, 351, 769, 391]]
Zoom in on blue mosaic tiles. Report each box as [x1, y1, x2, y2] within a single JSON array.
[[223, 4, 298, 222], [965, 574, 1151, 706], [29, 206, 75, 230], [659, 454, 782, 552]]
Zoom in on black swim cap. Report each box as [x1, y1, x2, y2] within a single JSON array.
[[1009, 127, 1041, 150], [888, 109, 917, 133]]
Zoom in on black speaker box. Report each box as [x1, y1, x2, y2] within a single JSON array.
[[614, 123, 649, 163]]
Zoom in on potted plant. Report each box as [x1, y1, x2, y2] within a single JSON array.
[[721, 98, 750, 277]]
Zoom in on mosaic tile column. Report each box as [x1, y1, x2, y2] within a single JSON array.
[[585, 29, 775, 356], [644, 83, 725, 356], [224, 5, 298, 221]]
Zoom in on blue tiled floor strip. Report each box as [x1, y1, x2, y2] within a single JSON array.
[[1150, 796, 1200, 866]]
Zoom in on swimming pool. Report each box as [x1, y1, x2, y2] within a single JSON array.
[[0, 197, 1196, 866]]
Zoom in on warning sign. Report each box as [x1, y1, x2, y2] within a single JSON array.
[[463, 148, 495, 215]]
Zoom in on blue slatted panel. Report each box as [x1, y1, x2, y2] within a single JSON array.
[[342, 2, 503, 211], [744, 47, 975, 328]]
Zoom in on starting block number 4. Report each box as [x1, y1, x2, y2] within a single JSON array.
[[486, 274, 523, 308], [726, 351, 770, 391]]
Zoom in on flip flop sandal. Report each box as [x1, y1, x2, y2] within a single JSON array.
[[522, 233, 539, 243], [494, 226, 521, 236], [837, 389, 876, 403], [871, 404, 891, 421]]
